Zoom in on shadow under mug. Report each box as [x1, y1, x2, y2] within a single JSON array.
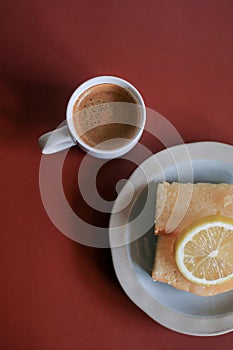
[[38, 76, 146, 159]]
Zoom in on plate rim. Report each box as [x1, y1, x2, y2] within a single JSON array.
[[109, 141, 233, 336]]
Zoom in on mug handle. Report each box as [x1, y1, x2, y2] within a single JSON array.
[[38, 124, 76, 154]]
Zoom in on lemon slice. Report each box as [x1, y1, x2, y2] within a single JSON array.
[[175, 215, 233, 286]]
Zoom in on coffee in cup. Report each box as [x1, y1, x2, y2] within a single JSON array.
[[72, 83, 141, 150], [39, 76, 146, 159]]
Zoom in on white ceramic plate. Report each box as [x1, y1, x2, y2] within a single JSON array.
[[109, 142, 233, 336]]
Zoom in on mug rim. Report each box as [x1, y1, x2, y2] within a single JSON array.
[[66, 75, 146, 156]]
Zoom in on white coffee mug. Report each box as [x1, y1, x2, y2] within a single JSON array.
[[38, 76, 146, 159]]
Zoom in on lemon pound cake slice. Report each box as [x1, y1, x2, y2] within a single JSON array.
[[151, 182, 233, 296]]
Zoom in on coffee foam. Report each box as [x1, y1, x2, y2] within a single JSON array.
[[72, 84, 142, 150]]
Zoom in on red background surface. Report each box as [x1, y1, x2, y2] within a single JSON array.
[[0, 0, 233, 349]]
